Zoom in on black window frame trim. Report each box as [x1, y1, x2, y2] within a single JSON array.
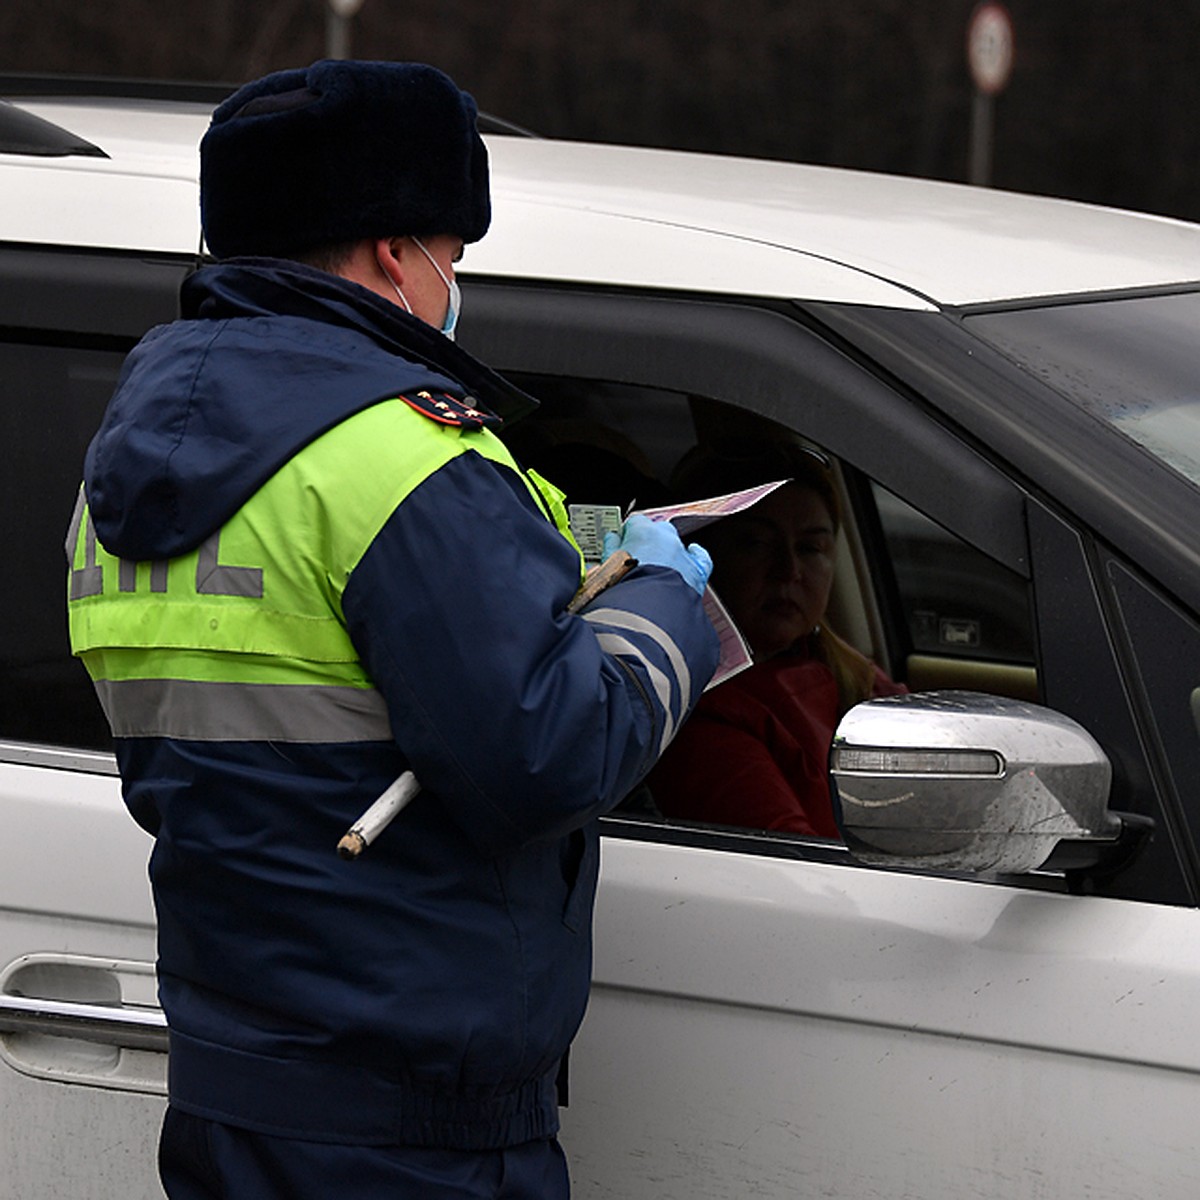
[[461, 279, 1030, 577], [0, 243, 193, 339]]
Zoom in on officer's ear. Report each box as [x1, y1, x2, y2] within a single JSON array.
[[374, 236, 409, 289]]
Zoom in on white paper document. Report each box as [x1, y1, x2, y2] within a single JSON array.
[[568, 480, 789, 689]]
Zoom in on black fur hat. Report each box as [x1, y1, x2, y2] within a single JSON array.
[[201, 60, 490, 260]]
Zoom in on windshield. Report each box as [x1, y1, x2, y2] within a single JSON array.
[[966, 290, 1200, 486]]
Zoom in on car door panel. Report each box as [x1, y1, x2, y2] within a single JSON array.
[[562, 836, 1200, 1199]]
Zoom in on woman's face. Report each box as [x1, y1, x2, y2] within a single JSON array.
[[705, 483, 837, 659]]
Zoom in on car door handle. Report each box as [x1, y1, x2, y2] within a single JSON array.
[[1, 955, 167, 1095], [0, 992, 168, 1052]]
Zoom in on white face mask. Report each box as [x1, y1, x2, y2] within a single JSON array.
[[378, 238, 461, 341]]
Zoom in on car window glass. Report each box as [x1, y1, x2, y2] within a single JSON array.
[[0, 339, 117, 750], [872, 482, 1035, 665], [967, 291, 1200, 487]]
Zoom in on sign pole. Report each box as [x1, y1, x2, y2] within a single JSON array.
[[968, 91, 995, 188], [966, 2, 1014, 187], [326, 0, 366, 60]]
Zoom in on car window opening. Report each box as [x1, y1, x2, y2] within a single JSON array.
[[503, 377, 1040, 847]]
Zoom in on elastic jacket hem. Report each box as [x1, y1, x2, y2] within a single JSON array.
[[168, 1029, 561, 1150]]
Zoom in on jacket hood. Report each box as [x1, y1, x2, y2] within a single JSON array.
[[84, 259, 534, 562]]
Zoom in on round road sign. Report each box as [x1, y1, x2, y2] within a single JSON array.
[[967, 2, 1014, 96]]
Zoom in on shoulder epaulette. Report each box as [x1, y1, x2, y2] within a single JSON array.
[[398, 389, 501, 431]]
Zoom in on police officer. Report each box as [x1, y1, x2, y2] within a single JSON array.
[[66, 60, 718, 1200]]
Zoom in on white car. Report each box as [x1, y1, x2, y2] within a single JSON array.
[[3, 82, 1200, 1199]]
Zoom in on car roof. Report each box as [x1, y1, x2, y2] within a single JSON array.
[[6, 94, 1200, 310]]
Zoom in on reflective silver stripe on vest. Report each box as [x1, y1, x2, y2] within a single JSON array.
[[581, 607, 693, 716], [196, 530, 264, 598], [120, 558, 168, 594], [93, 678, 393, 743], [66, 489, 103, 600], [587, 631, 677, 753]]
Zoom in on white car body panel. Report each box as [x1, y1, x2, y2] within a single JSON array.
[[0, 755, 164, 1199], [562, 840, 1200, 1198], [0, 754, 151, 924], [469, 194, 935, 309], [15, 100, 1200, 307], [481, 138, 1200, 305], [8, 101, 207, 256], [1, 161, 203, 256], [7, 752, 1198, 1199]]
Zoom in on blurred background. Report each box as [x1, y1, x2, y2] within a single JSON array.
[[3, 0, 1198, 222]]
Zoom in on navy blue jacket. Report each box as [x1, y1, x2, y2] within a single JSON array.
[[77, 260, 719, 1149]]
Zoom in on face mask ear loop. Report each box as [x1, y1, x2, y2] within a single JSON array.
[[411, 237, 453, 293], [377, 253, 413, 315]]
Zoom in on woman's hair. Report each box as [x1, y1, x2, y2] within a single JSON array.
[[815, 626, 878, 717], [671, 439, 839, 524], [671, 437, 876, 714]]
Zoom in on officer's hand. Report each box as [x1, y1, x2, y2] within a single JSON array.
[[602, 514, 712, 597]]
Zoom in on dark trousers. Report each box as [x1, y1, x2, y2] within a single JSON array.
[[159, 1107, 571, 1200]]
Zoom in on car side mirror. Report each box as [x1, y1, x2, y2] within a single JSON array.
[[830, 691, 1124, 875]]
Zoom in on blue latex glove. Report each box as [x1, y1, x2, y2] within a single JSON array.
[[602, 514, 713, 597]]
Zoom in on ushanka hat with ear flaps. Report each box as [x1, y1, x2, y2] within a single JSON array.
[[200, 59, 491, 259]]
